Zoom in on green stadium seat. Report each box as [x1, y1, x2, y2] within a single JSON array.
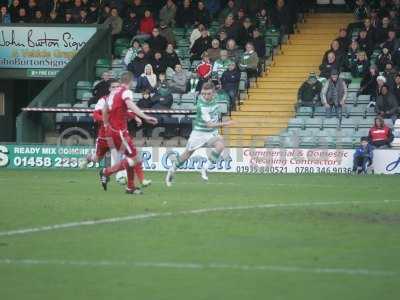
[[355, 128, 370, 137], [180, 102, 196, 110], [313, 106, 326, 117], [335, 137, 354, 148], [296, 106, 313, 117], [288, 118, 304, 129], [265, 136, 281, 147], [115, 38, 130, 47], [95, 58, 111, 78], [181, 93, 196, 103], [75, 81, 92, 100], [281, 136, 300, 148], [305, 117, 323, 130], [300, 136, 317, 148], [365, 107, 376, 118], [323, 118, 340, 129], [347, 106, 365, 117], [358, 118, 374, 129], [340, 117, 359, 129], [356, 95, 371, 105]]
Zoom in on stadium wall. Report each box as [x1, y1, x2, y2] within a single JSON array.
[[0, 144, 399, 175]]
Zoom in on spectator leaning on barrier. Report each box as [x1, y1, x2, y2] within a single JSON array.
[[297, 72, 322, 109], [353, 137, 374, 175], [375, 84, 398, 123], [1, 5, 11, 24], [321, 69, 347, 118], [368, 116, 394, 148]]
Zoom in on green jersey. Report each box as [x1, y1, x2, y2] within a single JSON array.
[[193, 96, 221, 133]]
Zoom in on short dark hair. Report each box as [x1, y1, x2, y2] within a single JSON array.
[[120, 71, 133, 84], [201, 82, 215, 91]]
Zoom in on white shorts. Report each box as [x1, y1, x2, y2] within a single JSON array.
[[186, 130, 222, 151]]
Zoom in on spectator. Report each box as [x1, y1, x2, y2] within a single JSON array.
[[159, 0, 177, 27], [239, 42, 259, 83], [64, 10, 75, 24], [122, 10, 139, 39], [26, 0, 38, 20], [219, 0, 237, 23], [382, 62, 397, 90], [168, 64, 191, 94], [375, 16, 392, 45], [226, 38, 241, 63], [382, 29, 399, 53], [205, 0, 220, 18], [237, 17, 255, 48], [190, 28, 212, 62], [135, 64, 157, 93], [194, 1, 211, 27], [271, 0, 291, 35], [353, 137, 374, 174], [354, 0, 369, 21], [321, 69, 347, 118], [376, 84, 398, 123], [78, 9, 88, 24], [319, 52, 338, 79], [368, 116, 394, 148], [362, 17, 376, 45], [359, 65, 379, 101], [220, 61, 240, 109], [87, 1, 99, 23], [8, 0, 21, 22], [376, 75, 387, 97], [164, 43, 180, 70], [217, 29, 228, 49], [123, 39, 141, 66], [220, 14, 238, 41], [142, 42, 153, 60], [104, 7, 123, 41], [213, 49, 233, 78], [89, 71, 112, 105], [151, 51, 168, 76], [351, 51, 370, 78], [394, 73, 400, 105], [99, 4, 110, 23], [196, 52, 213, 91], [71, 0, 84, 22], [31, 9, 46, 23], [190, 24, 206, 48], [207, 39, 221, 62], [322, 40, 344, 68], [336, 28, 351, 52], [159, 21, 176, 46], [357, 29, 374, 57], [15, 7, 29, 22], [130, 0, 146, 19], [297, 72, 322, 108], [148, 27, 168, 53], [138, 9, 155, 38], [256, 7, 270, 31], [176, 0, 194, 28], [47, 10, 60, 23], [377, 47, 392, 72], [127, 50, 148, 79], [235, 8, 246, 24], [1, 5, 11, 24], [343, 40, 360, 72], [137, 89, 153, 109], [252, 28, 267, 60]]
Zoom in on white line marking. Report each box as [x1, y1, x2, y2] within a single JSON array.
[[0, 200, 399, 237], [0, 258, 396, 277]]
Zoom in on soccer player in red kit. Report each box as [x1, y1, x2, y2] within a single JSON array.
[[100, 72, 157, 194]]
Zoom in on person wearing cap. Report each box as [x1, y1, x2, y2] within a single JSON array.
[[368, 116, 394, 149], [321, 69, 347, 118], [159, 0, 177, 27], [353, 137, 374, 175], [297, 72, 322, 110], [375, 84, 398, 123]]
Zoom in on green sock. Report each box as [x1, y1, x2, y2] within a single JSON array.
[[209, 150, 221, 164], [175, 157, 185, 168]]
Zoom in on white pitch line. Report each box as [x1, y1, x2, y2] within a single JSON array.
[[0, 200, 399, 237], [0, 258, 396, 277]]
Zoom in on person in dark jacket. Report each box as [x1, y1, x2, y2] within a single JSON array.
[[251, 28, 266, 59], [190, 29, 213, 62], [176, 0, 194, 28], [164, 43, 180, 69], [343, 40, 360, 72], [194, 0, 211, 27], [148, 27, 168, 53], [127, 50, 148, 79], [151, 51, 168, 76], [351, 51, 370, 78], [353, 137, 374, 174], [377, 47, 392, 72], [237, 17, 255, 48], [297, 72, 322, 108], [220, 62, 240, 110], [322, 40, 344, 68], [319, 52, 338, 79], [376, 84, 398, 123], [357, 29, 374, 57], [321, 69, 347, 118], [368, 116, 394, 148], [89, 71, 112, 105], [359, 65, 379, 101], [393, 73, 400, 105], [336, 28, 351, 52], [122, 10, 139, 39]]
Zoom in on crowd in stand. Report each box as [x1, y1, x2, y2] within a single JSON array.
[[297, 0, 400, 149]]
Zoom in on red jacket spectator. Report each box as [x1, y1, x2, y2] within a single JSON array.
[[368, 117, 394, 148], [196, 57, 212, 79], [139, 11, 155, 35]]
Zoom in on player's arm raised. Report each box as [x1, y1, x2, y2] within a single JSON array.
[[125, 99, 158, 125], [206, 119, 236, 128]]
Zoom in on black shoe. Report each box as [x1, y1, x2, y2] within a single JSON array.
[[99, 169, 109, 191], [126, 188, 143, 195]]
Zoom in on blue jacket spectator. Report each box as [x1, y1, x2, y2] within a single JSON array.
[[353, 137, 374, 174]]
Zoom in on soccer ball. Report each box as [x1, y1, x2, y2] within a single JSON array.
[[116, 176, 127, 185]]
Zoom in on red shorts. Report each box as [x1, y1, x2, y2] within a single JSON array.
[[108, 129, 138, 159], [95, 138, 109, 160]]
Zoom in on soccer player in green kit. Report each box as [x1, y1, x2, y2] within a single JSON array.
[[165, 82, 236, 187]]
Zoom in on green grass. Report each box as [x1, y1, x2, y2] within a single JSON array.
[[0, 170, 400, 300]]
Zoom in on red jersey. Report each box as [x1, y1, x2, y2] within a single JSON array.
[[369, 126, 391, 142], [107, 86, 134, 131], [92, 97, 107, 138]]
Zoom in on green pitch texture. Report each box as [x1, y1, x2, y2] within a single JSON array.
[[0, 170, 400, 300]]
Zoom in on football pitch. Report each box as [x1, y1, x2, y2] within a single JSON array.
[[0, 169, 399, 300]]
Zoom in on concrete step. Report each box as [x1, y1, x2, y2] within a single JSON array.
[[239, 105, 295, 112], [247, 94, 296, 100], [231, 111, 294, 117]]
